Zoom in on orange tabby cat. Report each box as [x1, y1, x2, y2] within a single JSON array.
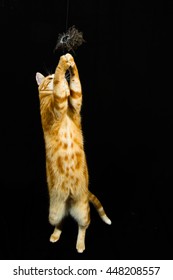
[[36, 53, 111, 253]]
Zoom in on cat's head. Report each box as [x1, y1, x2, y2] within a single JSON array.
[[36, 72, 54, 92]]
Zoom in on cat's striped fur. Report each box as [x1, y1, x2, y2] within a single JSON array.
[[36, 53, 111, 253]]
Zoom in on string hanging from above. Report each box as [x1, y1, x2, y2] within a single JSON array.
[[54, 0, 85, 54]]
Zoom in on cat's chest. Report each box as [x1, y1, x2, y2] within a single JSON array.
[[57, 116, 77, 152], [58, 121, 73, 150], [46, 116, 83, 171], [55, 117, 83, 174]]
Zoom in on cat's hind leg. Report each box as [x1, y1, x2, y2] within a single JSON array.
[[69, 199, 90, 253], [49, 198, 66, 243], [50, 224, 62, 243]]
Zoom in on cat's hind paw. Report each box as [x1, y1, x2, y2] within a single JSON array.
[[76, 242, 85, 253], [50, 234, 59, 243], [49, 228, 62, 243]]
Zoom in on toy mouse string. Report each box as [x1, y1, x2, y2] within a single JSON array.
[[54, 0, 85, 54], [66, 0, 70, 31], [54, 0, 85, 82]]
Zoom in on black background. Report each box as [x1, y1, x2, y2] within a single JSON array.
[[0, 0, 173, 260]]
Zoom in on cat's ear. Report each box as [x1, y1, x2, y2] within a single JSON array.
[[36, 72, 45, 85]]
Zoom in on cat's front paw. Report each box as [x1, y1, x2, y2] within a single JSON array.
[[64, 53, 75, 68], [59, 54, 71, 71]]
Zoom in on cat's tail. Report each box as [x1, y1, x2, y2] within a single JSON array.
[[89, 191, 112, 225]]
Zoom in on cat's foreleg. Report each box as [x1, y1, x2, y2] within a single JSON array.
[[54, 54, 72, 81], [53, 55, 71, 118], [62, 54, 82, 114], [69, 66, 82, 114]]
